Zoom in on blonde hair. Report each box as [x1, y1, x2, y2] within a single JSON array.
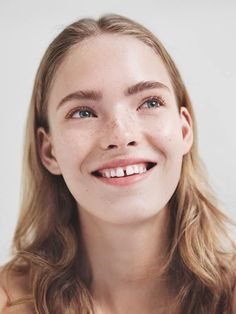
[[4, 14, 236, 313]]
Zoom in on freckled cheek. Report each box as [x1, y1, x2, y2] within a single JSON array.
[[144, 118, 183, 153]]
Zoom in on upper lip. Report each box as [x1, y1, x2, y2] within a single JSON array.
[[92, 158, 157, 173]]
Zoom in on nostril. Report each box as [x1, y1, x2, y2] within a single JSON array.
[[107, 144, 118, 149], [107, 141, 137, 149], [128, 141, 137, 146]]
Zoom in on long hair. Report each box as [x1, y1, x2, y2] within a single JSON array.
[[3, 14, 236, 313]]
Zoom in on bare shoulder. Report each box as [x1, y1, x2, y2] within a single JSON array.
[[0, 285, 8, 313], [0, 266, 33, 314], [0, 266, 9, 312]]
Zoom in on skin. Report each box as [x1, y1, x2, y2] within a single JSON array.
[[37, 34, 194, 313]]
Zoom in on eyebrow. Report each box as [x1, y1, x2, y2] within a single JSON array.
[[57, 80, 170, 110]]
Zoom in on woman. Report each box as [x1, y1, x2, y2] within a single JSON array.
[[0, 14, 235, 314]]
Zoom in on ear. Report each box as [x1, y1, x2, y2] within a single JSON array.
[[37, 127, 62, 175], [179, 107, 193, 155]]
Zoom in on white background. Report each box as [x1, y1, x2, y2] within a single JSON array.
[[0, 0, 235, 264]]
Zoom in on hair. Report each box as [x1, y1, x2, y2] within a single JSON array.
[[3, 14, 236, 314]]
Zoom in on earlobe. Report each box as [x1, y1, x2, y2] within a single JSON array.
[[180, 107, 193, 155], [37, 127, 62, 175]]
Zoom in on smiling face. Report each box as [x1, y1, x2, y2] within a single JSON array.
[[38, 34, 193, 225]]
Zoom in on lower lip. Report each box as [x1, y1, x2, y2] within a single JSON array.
[[92, 166, 156, 186]]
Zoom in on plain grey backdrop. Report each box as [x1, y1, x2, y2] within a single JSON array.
[[0, 0, 236, 264]]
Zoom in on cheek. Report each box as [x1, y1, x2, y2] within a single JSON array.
[[145, 114, 184, 156], [52, 129, 93, 173]]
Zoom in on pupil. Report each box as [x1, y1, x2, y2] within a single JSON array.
[[149, 100, 158, 107], [80, 111, 90, 118]]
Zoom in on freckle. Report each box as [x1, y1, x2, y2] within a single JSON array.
[[112, 121, 118, 127], [164, 136, 172, 142]]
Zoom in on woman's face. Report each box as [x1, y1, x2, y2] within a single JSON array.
[[38, 34, 193, 224]]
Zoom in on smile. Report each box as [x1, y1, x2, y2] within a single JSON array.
[[92, 162, 156, 186]]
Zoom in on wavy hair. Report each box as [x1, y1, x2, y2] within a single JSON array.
[[3, 14, 236, 313]]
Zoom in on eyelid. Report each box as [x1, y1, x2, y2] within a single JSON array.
[[65, 106, 96, 119], [139, 95, 166, 109], [65, 95, 166, 119]]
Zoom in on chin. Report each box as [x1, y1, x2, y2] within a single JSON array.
[[99, 205, 165, 225]]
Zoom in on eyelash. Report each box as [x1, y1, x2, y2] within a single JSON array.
[[66, 96, 166, 119]]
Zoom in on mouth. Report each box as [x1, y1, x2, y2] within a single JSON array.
[[91, 162, 157, 178]]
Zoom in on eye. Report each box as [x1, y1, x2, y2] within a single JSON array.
[[139, 96, 165, 110], [66, 106, 96, 119]]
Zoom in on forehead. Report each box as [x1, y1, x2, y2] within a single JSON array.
[[49, 34, 174, 104]]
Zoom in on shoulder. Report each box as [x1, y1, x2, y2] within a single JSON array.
[[0, 266, 33, 314], [0, 266, 9, 312], [0, 287, 8, 313]]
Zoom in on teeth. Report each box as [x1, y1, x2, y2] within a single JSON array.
[[110, 169, 116, 177], [101, 164, 147, 178], [133, 165, 139, 174], [139, 165, 147, 174], [104, 170, 110, 178], [126, 165, 135, 176], [116, 167, 125, 177]]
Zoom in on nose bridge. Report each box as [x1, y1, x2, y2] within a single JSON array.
[[111, 107, 134, 131], [100, 106, 141, 150]]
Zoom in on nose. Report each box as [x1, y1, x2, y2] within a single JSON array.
[[99, 114, 141, 150]]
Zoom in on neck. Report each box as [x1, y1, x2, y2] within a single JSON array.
[[79, 207, 172, 313]]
